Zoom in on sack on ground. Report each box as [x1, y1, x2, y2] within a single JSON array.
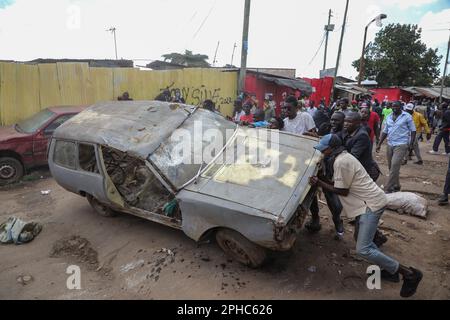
[[385, 192, 428, 218]]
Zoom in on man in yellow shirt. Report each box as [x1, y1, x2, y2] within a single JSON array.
[[404, 103, 431, 165]]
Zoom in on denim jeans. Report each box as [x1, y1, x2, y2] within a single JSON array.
[[356, 207, 400, 275]]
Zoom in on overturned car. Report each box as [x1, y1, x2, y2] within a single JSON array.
[[48, 101, 321, 267]]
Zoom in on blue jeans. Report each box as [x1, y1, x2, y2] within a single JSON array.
[[356, 207, 400, 275]]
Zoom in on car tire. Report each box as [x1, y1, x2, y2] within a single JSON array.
[[216, 228, 267, 268], [0, 157, 24, 186], [87, 195, 118, 218]]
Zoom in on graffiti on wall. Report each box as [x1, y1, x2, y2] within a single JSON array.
[[160, 82, 234, 112]]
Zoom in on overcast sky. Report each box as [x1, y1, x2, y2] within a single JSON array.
[[0, 0, 449, 79]]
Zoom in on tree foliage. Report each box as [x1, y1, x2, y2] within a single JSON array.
[[352, 24, 442, 87], [162, 50, 210, 67]]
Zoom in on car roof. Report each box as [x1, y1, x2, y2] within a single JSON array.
[[53, 101, 196, 159], [47, 105, 89, 114]]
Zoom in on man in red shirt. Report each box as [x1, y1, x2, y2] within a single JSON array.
[[239, 103, 254, 125], [360, 106, 381, 150]]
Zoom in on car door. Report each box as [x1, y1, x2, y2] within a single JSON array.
[[32, 114, 75, 165]]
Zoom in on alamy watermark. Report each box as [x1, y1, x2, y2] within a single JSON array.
[[66, 265, 81, 290], [66, 4, 81, 30], [366, 265, 381, 290], [167, 122, 280, 174]]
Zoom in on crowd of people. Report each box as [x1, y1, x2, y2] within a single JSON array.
[[228, 91, 450, 298]]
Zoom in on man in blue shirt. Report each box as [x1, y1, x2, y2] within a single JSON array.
[[376, 101, 416, 193]]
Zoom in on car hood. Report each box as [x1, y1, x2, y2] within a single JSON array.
[[183, 127, 321, 222], [0, 125, 29, 143]]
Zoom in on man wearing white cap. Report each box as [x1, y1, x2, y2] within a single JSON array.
[[404, 103, 431, 165]]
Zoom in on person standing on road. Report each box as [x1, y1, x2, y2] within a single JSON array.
[[376, 101, 416, 193], [438, 157, 450, 206], [310, 134, 423, 298], [404, 103, 431, 165], [381, 102, 393, 124], [360, 106, 381, 150], [429, 103, 450, 156]]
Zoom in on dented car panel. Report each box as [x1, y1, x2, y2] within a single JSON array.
[[49, 101, 320, 255]]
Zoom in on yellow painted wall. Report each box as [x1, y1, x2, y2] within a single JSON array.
[[0, 62, 237, 125]]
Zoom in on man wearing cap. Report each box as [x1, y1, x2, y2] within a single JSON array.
[[404, 103, 431, 165], [376, 101, 416, 193], [310, 134, 423, 298]]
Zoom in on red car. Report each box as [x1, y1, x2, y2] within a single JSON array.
[[0, 106, 87, 185]]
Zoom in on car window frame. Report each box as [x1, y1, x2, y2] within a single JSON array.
[[53, 139, 101, 177]]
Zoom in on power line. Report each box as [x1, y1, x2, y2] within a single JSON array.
[[309, 32, 327, 65], [192, 0, 218, 40]]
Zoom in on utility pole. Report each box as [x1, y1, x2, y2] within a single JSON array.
[[107, 27, 118, 60], [323, 9, 333, 71], [238, 0, 251, 94], [213, 41, 220, 67], [439, 32, 450, 103], [331, 0, 350, 99], [231, 42, 237, 66]]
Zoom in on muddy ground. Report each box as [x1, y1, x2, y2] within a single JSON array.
[[0, 142, 449, 300]]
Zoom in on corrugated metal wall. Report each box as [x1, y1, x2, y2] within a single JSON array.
[[0, 62, 237, 125]]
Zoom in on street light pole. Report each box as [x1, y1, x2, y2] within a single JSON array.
[[107, 27, 118, 60], [439, 32, 450, 103], [358, 14, 387, 86]]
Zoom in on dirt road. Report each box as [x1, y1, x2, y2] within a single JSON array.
[[1, 143, 449, 300]]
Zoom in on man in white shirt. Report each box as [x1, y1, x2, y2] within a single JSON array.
[[282, 96, 316, 135], [309, 134, 423, 298]]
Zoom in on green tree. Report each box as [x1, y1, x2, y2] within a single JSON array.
[[435, 74, 450, 87], [353, 24, 442, 87], [162, 50, 210, 67]]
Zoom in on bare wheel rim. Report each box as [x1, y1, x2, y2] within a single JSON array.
[[0, 164, 15, 180], [222, 239, 252, 265]]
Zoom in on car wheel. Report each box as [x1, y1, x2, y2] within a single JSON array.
[[215, 228, 267, 268], [87, 195, 118, 217], [0, 157, 24, 186]]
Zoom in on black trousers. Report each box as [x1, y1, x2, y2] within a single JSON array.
[[310, 190, 343, 232]]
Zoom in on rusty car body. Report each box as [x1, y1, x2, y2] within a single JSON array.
[[48, 101, 321, 267]]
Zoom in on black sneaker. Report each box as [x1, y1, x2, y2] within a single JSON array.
[[400, 268, 423, 298], [374, 231, 388, 248], [381, 270, 400, 283], [414, 161, 424, 165], [438, 195, 449, 206], [305, 220, 322, 233]]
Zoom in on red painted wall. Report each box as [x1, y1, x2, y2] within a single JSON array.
[[302, 77, 333, 106], [244, 73, 299, 116], [371, 88, 413, 103]]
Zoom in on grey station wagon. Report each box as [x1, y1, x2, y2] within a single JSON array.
[[48, 101, 321, 267]]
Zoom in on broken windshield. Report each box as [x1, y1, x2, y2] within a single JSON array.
[[149, 109, 237, 189]]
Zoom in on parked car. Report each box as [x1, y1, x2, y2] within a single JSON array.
[[48, 101, 321, 268], [0, 106, 86, 185]]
